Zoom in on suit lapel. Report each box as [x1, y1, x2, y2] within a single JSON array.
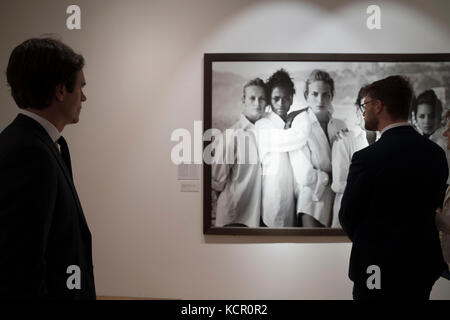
[[15, 114, 90, 230]]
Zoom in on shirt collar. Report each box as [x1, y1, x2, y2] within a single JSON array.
[[380, 122, 411, 136], [306, 107, 335, 129], [238, 114, 255, 130], [20, 110, 61, 143]]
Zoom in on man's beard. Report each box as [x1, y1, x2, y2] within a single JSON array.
[[364, 115, 378, 131]]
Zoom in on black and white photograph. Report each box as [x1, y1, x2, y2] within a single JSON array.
[[203, 53, 450, 236]]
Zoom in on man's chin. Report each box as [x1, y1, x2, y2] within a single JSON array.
[[71, 116, 80, 124]]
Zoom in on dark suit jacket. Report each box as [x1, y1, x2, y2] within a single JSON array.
[[339, 125, 448, 290], [0, 114, 95, 299]]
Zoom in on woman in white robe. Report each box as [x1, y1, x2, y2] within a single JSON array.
[[289, 108, 346, 227], [287, 70, 346, 227], [255, 69, 309, 227], [255, 111, 308, 227]]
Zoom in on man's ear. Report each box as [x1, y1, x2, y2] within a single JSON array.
[[374, 100, 383, 114], [54, 84, 66, 102]]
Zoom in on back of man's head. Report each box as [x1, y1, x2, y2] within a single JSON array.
[[6, 37, 84, 110], [361, 75, 413, 121]]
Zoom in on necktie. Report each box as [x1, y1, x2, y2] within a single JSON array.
[[57, 136, 73, 179]]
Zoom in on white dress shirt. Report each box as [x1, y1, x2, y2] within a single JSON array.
[[211, 114, 262, 227], [20, 110, 61, 143]]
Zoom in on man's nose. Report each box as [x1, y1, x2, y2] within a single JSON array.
[[316, 95, 322, 104]]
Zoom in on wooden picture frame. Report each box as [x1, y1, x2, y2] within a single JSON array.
[[203, 53, 450, 236]]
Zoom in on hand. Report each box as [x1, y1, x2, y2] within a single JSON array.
[[335, 128, 349, 140], [330, 128, 349, 145]]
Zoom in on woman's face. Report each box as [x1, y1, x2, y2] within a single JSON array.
[[270, 86, 292, 120], [416, 103, 440, 135], [242, 85, 267, 123], [306, 81, 333, 115]]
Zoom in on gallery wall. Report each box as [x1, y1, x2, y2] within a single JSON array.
[[0, 0, 449, 299]]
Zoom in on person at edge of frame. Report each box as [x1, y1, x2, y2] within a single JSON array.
[[339, 75, 448, 300], [436, 109, 450, 281], [0, 37, 96, 299]]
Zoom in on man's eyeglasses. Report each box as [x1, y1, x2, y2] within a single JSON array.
[[359, 100, 376, 113]]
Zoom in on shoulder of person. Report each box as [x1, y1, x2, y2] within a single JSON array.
[[0, 144, 56, 175], [229, 118, 244, 131], [288, 107, 308, 120], [350, 140, 376, 162], [430, 126, 447, 146], [422, 131, 447, 157], [329, 118, 347, 131], [0, 125, 49, 157], [255, 112, 273, 129], [289, 108, 310, 126]]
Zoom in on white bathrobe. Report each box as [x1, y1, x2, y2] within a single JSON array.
[[331, 126, 369, 228], [289, 108, 347, 227], [255, 112, 307, 227]]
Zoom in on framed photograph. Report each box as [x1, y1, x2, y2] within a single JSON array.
[[203, 53, 450, 236]]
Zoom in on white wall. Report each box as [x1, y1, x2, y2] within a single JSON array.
[[0, 0, 449, 299]]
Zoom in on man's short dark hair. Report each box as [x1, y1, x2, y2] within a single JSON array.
[[266, 69, 295, 97], [304, 69, 335, 100], [242, 78, 267, 100], [6, 37, 85, 110], [360, 75, 413, 120], [411, 89, 443, 121]]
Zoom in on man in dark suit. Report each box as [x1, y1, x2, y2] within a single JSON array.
[[339, 75, 448, 300], [0, 38, 95, 299]]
